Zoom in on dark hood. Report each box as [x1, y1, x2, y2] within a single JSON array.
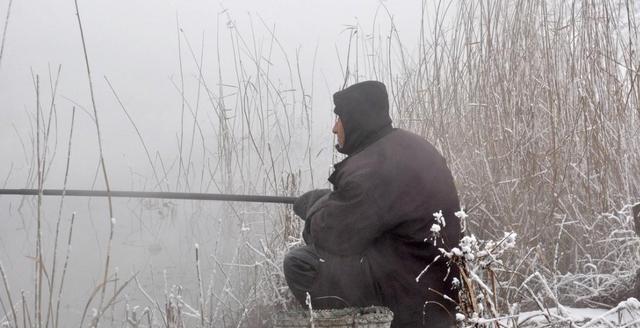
[[333, 80, 393, 155]]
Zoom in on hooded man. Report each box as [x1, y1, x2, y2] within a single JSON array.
[[283, 80, 461, 328]]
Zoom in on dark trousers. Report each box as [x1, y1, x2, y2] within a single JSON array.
[[283, 245, 381, 309], [283, 245, 456, 328], [283, 245, 321, 306]]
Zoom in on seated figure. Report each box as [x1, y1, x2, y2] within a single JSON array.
[[284, 81, 462, 328]]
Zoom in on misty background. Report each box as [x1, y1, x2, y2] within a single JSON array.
[[2, 0, 640, 327], [0, 0, 436, 326]]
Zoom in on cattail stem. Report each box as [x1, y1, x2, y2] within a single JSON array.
[[0, 260, 17, 328], [72, 1, 115, 326], [54, 212, 75, 328]]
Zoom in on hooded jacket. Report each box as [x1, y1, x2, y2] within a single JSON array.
[[301, 81, 462, 327], [332, 80, 393, 155]]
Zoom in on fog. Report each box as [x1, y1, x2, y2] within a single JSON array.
[[4, 1, 640, 327], [0, 0, 431, 326]]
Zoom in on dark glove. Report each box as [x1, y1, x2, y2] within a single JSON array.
[[293, 189, 331, 220]]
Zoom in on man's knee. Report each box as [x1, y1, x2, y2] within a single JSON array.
[[283, 246, 317, 279], [282, 250, 298, 280], [283, 246, 320, 304]]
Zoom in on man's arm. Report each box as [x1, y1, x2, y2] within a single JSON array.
[[306, 174, 387, 256], [293, 189, 331, 220]]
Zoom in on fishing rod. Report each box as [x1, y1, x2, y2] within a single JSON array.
[[0, 189, 297, 204]]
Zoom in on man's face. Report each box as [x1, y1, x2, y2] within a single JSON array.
[[332, 116, 345, 148]]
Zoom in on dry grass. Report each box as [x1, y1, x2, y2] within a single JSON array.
[[1, 0, 640, 327], [379, 0, 639, 323]]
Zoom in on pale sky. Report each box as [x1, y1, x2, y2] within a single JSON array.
[[0, 0, 434, 187], [0, 1, 441, 316]]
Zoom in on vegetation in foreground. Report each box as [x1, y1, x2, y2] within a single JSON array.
[[1, 0, 640, 327]]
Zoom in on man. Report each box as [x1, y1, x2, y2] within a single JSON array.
[[283, 80, 462, 327]]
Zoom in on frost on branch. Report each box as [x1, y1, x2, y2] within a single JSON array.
[[420, 209, 518, 326], [451, 230, 517, 324], [427, 210, 447, 245]]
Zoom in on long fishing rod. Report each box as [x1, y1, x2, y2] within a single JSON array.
[[0, 189, 297, 204]]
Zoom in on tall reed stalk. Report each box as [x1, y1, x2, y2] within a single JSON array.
[[0, 0, 13, 70]]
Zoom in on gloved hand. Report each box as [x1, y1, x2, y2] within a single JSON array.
[[293, 189, 331, 220]]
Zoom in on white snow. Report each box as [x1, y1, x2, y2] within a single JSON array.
[[507, 300, 640, 327], [451, 247, 462, 257], [454, 209, 469, 220], [432, 210, 446, 226]]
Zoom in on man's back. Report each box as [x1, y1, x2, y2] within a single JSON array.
[[285, 81, 461, 328], [307, 128, 461, 327]]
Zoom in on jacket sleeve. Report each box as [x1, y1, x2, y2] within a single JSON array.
[[293, 189, 331, 220], [302, 192, 330, 244], [306, 173, 387, 256]]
